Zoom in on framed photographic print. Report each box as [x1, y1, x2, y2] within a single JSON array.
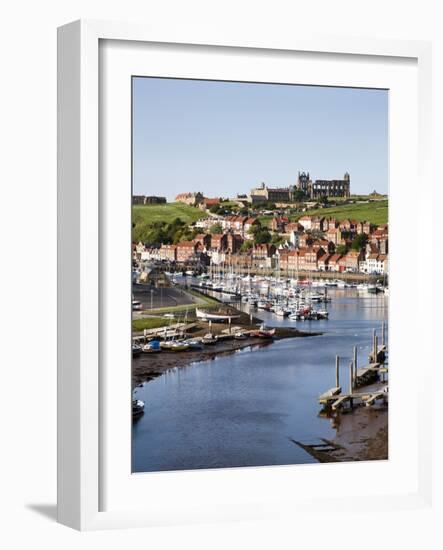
[[57, 20, 433, 530]]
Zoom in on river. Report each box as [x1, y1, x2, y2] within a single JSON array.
[[132, 287, 388, 472]]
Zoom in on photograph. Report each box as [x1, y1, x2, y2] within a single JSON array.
[[130, 76, 389, 473]]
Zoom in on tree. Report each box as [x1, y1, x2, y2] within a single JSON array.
[[292, 188, 307, 202], [271, 233, 285, 246], [209, 223, 223, 234], [336, 244, 347, 255], [351, 233, 368, 251], [254, 229, 272, 244], [240, 240, 254, 252], [209, 204, 221, 214]]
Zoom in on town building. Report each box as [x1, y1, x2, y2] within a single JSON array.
[[326, 227, 343, 246], [158, 244, 177, 262], [193, 234, 212, 249], [209, 233, 228, 252], [344, 249, 365, 272], [249, 182, 292, 204], [176, 241, 204, 262], [226, 233, 244, 253], [175, 192, 204, 206], [199, 197, 220, 210], [270, 216, 289, 232], [371, 225, 389, 254], [362, 253, 388, 274]]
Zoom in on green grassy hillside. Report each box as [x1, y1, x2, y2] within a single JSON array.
[[132, 202, 208, 242], [260, 200, 388, 227]]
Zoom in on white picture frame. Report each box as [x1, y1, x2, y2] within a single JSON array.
[[57, 19, 433, 531]]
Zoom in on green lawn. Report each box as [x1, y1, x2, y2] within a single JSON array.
[[132, 317, 172, 332], [132, 202, 208, 242]]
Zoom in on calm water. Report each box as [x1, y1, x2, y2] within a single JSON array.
[[132, 288, 388, 472]]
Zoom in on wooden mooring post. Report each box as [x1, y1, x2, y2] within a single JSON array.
[[349, 361, 354, 409], [353, 346, 358, 383], [381, 321, 385, 347], [335, 355, 340, 388], [372, 329, 377, 360]]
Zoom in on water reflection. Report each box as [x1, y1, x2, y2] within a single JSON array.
[[132, 288, 388, 473]]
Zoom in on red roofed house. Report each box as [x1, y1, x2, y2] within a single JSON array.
[[270, 216, 289, 232], [318, 253, 331, 271], [299, 233, 314, 248], [199, 197, 220, 210], [210, 233, 228, 252], [252, 243, 276, 260], [344, 249, 365, 272], [311, 216, 326, 231], [193, 234, 211, 249], [326, 227, 342, 245], [327, 253, 342, 272], [298, 247, 326, 271], [371, 225, 389, 254], [298, 215, 313, 230], [176, 241, 200, 262], [226, 233, 244, 253]]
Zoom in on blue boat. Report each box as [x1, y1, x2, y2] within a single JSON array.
[[142, 339, 162, 353]]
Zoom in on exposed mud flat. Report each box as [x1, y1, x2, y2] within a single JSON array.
[[132, 326, 321, 388]]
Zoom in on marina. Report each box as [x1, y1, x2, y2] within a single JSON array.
[[132, 278, 388, 472]]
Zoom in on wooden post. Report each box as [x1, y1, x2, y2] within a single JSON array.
[[250, 312, 253, 325], [353, 345, 358, 375], [335, 355, 340, 388], [373, 328, 376, 360], [382, 321, 385, 347], [209, 320, 212, 334], [374, 335, 378, 361], [228, 317, 232, 334], [349, 361, 354, 408]]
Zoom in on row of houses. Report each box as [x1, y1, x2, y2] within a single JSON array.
[[134, 237, 388, 274], [280, 214, 375, 235], [195, 215, 260, 238]]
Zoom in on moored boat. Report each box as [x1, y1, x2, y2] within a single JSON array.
[[250, 324, 276, 339], [185, 339, 204, 350], [132, 343, 142, 356], [132, 399, 145, 419], [170, 341, 190, 352], [143, 340, 162, 353], [202, 333, 218, 345]]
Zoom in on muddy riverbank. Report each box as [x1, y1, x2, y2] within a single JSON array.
[[132, 326, 321, 388], [292, 406, 388, 462]]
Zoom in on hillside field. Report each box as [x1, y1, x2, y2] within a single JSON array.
[[261, 200, 388, 227], [132, 202, 208, 242]]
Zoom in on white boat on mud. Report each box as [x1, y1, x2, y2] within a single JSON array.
[[196, 307, 241, 321]]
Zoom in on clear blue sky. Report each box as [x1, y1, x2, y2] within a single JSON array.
[[133, 77, 388, 200]]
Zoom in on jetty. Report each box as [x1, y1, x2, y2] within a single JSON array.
[[318, 322, 388, 412]]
